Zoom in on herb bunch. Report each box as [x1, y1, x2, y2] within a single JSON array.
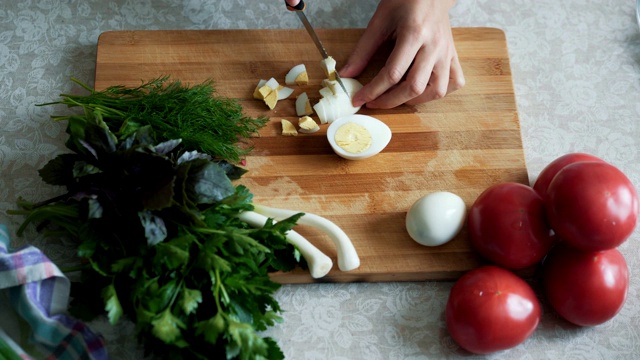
[[10, 79, 302, 359], [41, 76, 268, 163]]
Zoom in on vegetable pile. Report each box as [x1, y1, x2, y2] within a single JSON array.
[[444, 152, 638, 354], [9, 77, 310, 359]]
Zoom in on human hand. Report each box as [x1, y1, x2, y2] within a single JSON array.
[[340, 0, 465, 109]]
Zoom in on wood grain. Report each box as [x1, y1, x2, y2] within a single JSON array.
[[95, 28, 528, 283]]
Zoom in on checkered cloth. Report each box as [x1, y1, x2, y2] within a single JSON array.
[[0, 224, 108, 359]]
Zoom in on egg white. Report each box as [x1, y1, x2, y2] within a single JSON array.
[[405, 191, 467, 247], [326, 114, 392, 160]]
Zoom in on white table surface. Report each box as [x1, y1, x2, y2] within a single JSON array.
[[1, 1, 639, 359]]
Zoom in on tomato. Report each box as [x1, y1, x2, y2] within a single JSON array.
[[545, 161, 639, 251], [468, 182, 555, 269], [446, 266, 541, 354], [542, 244, 629, 326], [532, 153, 604, 200]]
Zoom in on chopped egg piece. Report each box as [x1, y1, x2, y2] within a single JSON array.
[[318, 87, 333, 98], [257, 84, 271, 100], [321, 56, 337, 80], [263, 89, 278, 110], [295, 92, 313, 116], [253, 79, 267, 99], [322, 79, 343, 95], [281, 119, 298, 136], [334, 122, 372, 153], [285, 64, 309, 85], [257, 77, 281, 109], [265, 77, 280, 89], [298, 116, 320, 133], [295, 71, 309, 85], [253, 78, 282, 110], [277, 86, 294, 100]]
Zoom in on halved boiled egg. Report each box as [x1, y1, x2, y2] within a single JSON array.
[[326, 114, 392, 160]]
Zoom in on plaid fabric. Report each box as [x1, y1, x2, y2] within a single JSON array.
[[0, 224, 108, 360]]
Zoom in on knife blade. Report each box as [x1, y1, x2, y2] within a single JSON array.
[[285, 0, 349, 95]]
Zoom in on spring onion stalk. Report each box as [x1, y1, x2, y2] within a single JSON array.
[[253, 204, 360, 272], [237, 211, 333, 279]]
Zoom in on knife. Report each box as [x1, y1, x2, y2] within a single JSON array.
[[285, 0, 349, 95]]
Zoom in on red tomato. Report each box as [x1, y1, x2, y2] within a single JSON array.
[[468, 182, 555, 269], [446, 266, 541, 354], [543, 244, 629, 326], [545, 161, 639, 251], [533, 153, 604, 200]]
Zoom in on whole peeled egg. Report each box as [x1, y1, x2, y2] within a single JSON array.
[[326, 114, 392, 160], [406, 191, 467, 246]]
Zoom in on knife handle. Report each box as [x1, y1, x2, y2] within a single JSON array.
[[285, 0, 306, 11]]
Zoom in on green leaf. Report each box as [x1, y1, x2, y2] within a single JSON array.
[[154, 241, 190, 270], [87, 197, 103, 219], [195, 313, 226, 345], [138, 211, 167, 246], [225, 317, 269, 360], [77, 223, 100, 257], [38, 153, 80, 186], [197, 243, 232, 273], [151, 308, 186, 343], [84, 110, 118, 154], [265, 337, 285, 360], [216, 160, 248, 180], [154, 139, 182, 155], [185, 160, 235, 205], [103, 284, 123, 324], [77, 238, 97, 258], [180, 288, 202, 315], [230, 231, 270, 255], [124, 150, 176, 210], [110, 256, 140, 275], [72, 160, 102, 179], [142, 278, 179, 314]]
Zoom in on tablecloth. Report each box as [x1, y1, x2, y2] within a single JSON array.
[[0, 1, 638, 359]]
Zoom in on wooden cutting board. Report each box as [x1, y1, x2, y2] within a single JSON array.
[[95, 28, 528, 283]]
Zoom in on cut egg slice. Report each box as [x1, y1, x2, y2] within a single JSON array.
[[314, 78, 363, 124], [285, 64, 308, 85], [326, 114, 392, 160]]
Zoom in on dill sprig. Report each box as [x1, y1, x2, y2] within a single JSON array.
[[41, 76, 268, 163]]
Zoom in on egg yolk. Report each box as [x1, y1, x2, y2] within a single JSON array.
[[334, 122, 372, 154]]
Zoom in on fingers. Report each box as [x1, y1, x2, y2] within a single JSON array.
[[351, 29, 424, 108], [404, 54, 465, 107], [339, 18, 388, 80], [362, 31, 465, 109]]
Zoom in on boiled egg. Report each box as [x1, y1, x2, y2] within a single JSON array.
[[326, 114, 392, 160], [405, 191, 467, 247], [313, 78, 364, 124]]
